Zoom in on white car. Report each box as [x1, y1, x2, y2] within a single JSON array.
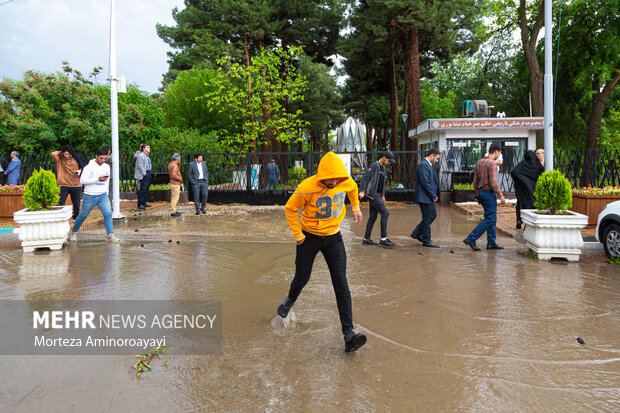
[[596, 200, 620, 258]]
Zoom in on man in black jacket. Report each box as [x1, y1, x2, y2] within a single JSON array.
[[359, 151, 397, 247]]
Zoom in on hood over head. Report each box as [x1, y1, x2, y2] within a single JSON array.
[[316, 152, 349, 182]]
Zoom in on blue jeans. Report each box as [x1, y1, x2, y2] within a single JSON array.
[[412, 202, 437, 243], [72, 193, 114, 235], [466, 190, 497, 246], [267, 176, 278, 190]]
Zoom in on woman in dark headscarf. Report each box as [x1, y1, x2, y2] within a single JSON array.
[[510, 150, 545, 229]]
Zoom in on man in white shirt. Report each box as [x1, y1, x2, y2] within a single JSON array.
[[69, 148, 120, 242]]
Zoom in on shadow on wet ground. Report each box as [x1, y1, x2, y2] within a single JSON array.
[[0, 205, 619, 411]]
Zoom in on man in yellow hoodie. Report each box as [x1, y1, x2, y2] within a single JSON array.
[[278, 152, 367, 353]]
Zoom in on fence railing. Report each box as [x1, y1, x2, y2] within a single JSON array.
[[6, 149, 619, 194]]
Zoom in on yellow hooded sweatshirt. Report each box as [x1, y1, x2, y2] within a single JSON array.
[[285, 152, 360, 241]]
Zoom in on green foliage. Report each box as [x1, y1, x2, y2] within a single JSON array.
[[289, 166, 306, 181], [420, 82, 458, 118], [162, 68, 236, 135], [0, 62, 166, 155], [291, 55, 344, 151], [452, 183, 474, 190], [22, 168, 60, 210], [156, 0, 346, 85], [149, 128, 222, 155], [365, 98, 391, 129], [533, 170, 573, 214], [203, 46, 309, 152]]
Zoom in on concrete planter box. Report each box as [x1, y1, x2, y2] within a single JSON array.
[[521, 209, 588, 261], [571, 192, 620, 227], [451, 189, 476, 203], [13, 206, 73, 252], [0, 192, 25, 218]]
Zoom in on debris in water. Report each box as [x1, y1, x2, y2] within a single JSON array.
[[450, 250, 455, 254], [134, 229, 139, 232], [168, 239, 172, 243], [418, 252, 423, 256], [132, 345, 173, 377], [176, 241, 180, 244], [576, 337, 585, 344], [140, 244, 144, 248]]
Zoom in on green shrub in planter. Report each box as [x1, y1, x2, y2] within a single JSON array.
[[533, 170, 572, 214], [290, 166, 307, 182], [22, 168, 60, 210]]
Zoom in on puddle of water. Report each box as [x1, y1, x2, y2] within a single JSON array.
[[0, 206, 619, 411]]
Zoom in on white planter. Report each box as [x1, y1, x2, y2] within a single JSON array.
[[521, 209, 588, 261], [13, 206, 73, 252]]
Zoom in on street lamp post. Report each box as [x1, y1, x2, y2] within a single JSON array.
[[401, 114, 408, 187], [543, 0, 554, 171], [109, 0, 123, 219]]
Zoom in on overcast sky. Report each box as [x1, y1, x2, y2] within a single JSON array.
[[1, 0, 185, 93]]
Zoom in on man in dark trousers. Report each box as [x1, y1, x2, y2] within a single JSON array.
[[188, 153, 209, 215], [411, 148, 441, 248], [265, 159, 280, 190], [359, 150, 396, 247], [463, 143, 506, 251], [134, 143, 152, 210], [51, 145, 85, 219], [277, 152, 366, 353]]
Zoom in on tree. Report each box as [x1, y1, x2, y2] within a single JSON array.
[[162, 67, 237, 135], [292, 56, 344, 151], [558, 0, 620, 150], [203, 47, 309, 152], [156, 0, 345, 86]]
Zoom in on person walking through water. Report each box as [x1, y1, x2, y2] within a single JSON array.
[[359, 150, 396, 246], [463, 143, 506, 251], [51, 145, 85, 220], [69, 148, 120, 243], [411, 148, 441, 248], [510, 150, 544, 229], [277, 151, 367, 353]]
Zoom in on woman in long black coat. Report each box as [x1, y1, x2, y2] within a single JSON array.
[[510, 150, 545, 229]]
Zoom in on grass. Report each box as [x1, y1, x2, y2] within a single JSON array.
[[608, 256, 620, 265], [524, 248, 539, 259]]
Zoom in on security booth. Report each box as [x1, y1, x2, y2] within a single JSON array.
[[409, 117, 544, 192]]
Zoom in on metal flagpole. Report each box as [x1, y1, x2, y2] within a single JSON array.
[[543, 0, 554, 171], [109, 0, 124, 218]]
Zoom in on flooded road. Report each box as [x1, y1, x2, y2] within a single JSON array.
[[0, 205, 619, 411]]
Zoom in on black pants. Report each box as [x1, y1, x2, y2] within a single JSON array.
[[137, 172, 151, 207], [412, 202, 437, 243], [192, 181, 209, 211], [58, 186, 82, 219], [288, 231, 353, 335], [364, 198, 389, 239]]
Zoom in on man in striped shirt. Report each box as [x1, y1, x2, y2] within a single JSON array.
[[463, 143, 506, 251]]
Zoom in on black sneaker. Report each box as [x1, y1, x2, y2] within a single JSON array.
[[379, 238, 395, 247], [344, 330, 367, 353], [410, 232, 423, 242], [463, 238, 481, 251], [486, 244, 504, 250], [362, 238, 378, 245], [277, 296, 295, 318], [170, 212, 182, 217], [195, 211, 200, 215]]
